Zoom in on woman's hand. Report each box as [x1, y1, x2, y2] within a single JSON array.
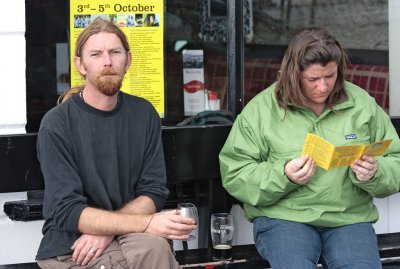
[[284, 155, 316, 185], [351, 155, 377, 182]]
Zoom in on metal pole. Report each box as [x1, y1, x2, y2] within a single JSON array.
[[227, 0, 244, 117]]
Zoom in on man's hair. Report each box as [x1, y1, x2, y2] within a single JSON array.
[[58, 18, 130, 104], [275, 27, 348, 111], [75, 18, 130, 57]]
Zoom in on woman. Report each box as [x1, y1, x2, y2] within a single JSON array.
[[219, 27, 400, 268]]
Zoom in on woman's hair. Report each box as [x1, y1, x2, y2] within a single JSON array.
[[275, 27, 348, 111], [59, 18, 130, 104]]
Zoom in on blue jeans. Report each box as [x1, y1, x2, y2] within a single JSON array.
[[253, 216, 381, 269]]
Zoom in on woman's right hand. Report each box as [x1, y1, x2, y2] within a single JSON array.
[[284, 155, 315, 185]]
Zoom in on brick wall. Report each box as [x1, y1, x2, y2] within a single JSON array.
[[203, 55, 389, 111]]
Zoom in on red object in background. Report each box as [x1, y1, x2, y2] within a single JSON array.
[[205, 265, 215, 269], [208, 91, 218, 100], [184, 80, 205, 93]]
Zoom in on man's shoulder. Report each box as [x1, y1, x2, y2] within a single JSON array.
[[41, 100, 70, 124], [122, 92, 153, 107], [121, 92, 158, 118]]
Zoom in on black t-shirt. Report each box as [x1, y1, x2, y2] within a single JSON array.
[[36, 92, 168, 260]]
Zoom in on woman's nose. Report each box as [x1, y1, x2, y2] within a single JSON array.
[[317, 78, 328, 92]]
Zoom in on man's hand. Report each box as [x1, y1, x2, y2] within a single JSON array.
[[144, 210, 197, 240], [71, 234, 114, 266], [284, 155, 316, 185], [350, 155, 377, 182]]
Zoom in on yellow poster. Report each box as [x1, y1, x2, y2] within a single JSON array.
[[70, 0, 165, 118], [301, 133, 392, 170]]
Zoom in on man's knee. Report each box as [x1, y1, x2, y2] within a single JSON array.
[[119, 233, 173, 258], [119, 233, 179, 268], [141, 234, 172, 253]]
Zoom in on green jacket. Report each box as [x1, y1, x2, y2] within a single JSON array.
[[219, 82, 400, 227]]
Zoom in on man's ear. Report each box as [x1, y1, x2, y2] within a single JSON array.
[[74, 56, 87, 77], [125, 52, 132, 72]]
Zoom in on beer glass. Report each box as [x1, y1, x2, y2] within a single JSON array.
[[210, 213, 235, 260], [177, 203, 198, 241]]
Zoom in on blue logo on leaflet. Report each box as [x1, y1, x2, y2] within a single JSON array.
[[345, 134, 357, 140]]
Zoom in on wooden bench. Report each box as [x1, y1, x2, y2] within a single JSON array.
[[176, 235, 400, 268], [2, 233, 400, 269]]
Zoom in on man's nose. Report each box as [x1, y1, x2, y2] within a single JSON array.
[[103, 53, 112, 67]]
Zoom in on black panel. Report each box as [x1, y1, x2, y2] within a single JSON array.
[[391, 116, 400, 135], [162, 124, 232, 183], [0, 133, 44, 193], [2, 118, 399, 194]]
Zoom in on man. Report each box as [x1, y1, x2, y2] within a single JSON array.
[[36, 18, 195, 269]]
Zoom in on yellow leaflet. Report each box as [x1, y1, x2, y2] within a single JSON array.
[[301, 133, 392, 170]]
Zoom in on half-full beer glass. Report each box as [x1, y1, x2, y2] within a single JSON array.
[[210, 213, 234, 260]]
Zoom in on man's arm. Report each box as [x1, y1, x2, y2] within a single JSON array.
[[78, 196, 157, 235], [78, 206, 151, 236], [72, 196, 157, 266], [117, 195, 156, 215], [77, 202, 196, 240]]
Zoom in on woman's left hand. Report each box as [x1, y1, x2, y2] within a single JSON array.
[[350, 155, 377, 182]]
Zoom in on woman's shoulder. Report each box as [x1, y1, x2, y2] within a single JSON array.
[[343, 81, 382, 112], [241, 83, 279, 115], [344, 81, 374, 99]]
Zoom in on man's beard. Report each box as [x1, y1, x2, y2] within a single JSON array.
[[95, 67, 124, 96]]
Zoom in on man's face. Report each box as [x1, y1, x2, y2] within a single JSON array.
[[75, 32, 131, 96]]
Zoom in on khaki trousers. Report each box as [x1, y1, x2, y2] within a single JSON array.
[[37, 233, 181, 269]]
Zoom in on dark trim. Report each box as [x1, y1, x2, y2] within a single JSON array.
[[227, 0, 244, 117]]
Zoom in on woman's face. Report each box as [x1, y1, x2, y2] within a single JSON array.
[[300, 61, 338, 114]]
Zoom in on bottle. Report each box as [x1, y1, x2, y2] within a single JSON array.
[[208, 91, 220, 111], [204, 89, 210, 110]]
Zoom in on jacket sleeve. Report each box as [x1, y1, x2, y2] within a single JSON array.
[[219, 114, 300, 207], [349, 105, 400, 197]]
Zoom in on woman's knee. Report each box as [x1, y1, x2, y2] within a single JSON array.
[[253, 217, 321, 267]]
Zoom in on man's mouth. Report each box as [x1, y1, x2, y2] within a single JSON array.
[[102, 72, 117, 76], [101, 68, 118, 76]]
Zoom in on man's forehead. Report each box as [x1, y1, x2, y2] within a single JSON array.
[[83, 32, 124, 50]]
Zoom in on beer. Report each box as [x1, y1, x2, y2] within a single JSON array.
[[211, 213, 234, 261], [213, 244, 232, 260]]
